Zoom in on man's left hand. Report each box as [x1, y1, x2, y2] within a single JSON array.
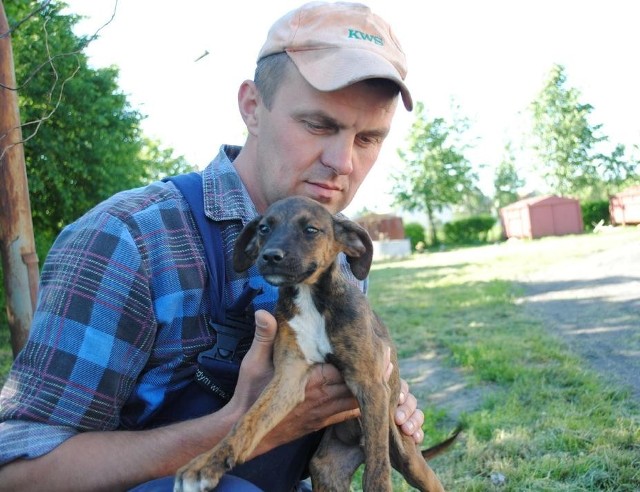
[[383, 346, 424, 444], [395, 378, 424, 444]]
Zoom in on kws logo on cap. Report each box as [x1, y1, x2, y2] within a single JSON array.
[[347, 29, 384, 46]]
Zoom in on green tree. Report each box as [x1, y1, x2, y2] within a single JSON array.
[[140, 137, 193, 183], [392, 102, 477, 246], [453, 185, 492, 219], [595, 143, 638, 195], [5, 1, 193, 241], [529, 64, 635, 200], [494, 143, 525, 210]]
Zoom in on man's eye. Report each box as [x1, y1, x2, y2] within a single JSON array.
[[304, 121, 330, 133], [357, 134, 382, 147], [305, 121, 322, 130]]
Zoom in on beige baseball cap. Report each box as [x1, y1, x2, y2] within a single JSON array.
[[258, 1, 413, 111]]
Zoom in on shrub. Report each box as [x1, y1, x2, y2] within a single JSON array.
[[444, 215, 496, 244], [581, 200, 610, 231], [403, 222, 426, 251]]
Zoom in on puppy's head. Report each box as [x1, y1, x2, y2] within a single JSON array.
[[233, 196, 373, 286]]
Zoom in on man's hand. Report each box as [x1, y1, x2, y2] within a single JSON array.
[[231, 310, 425, 456], [384, 346, 425, 444], [395, 377, 425, 444]]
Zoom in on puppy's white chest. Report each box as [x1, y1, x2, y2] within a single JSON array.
[[288, 285, 333, 364]]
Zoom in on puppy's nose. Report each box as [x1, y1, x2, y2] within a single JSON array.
[[262, 248, 285, 264]]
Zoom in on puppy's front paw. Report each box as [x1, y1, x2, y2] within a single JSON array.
[[174, 449, 232, 492]]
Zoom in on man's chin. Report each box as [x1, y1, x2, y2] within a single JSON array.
[[303, 193, 347, 215], [301, 185, 348, 213]]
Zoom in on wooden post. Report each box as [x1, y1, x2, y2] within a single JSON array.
[[0, 0, 39, 357]]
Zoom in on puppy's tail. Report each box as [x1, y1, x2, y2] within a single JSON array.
[[421, 426, 462, 460]]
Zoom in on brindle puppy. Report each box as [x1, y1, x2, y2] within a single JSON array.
[[174, 196, 456, 492]]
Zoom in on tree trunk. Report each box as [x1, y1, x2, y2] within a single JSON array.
[[0, 1, 39, 357], [426, 206, 439, 247]]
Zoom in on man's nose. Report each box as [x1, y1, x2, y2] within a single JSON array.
[[321, 137, 354, 176]]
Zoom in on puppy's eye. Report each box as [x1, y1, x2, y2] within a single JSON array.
[[258, 224, 271, 235], [304, 226, 319, 235]]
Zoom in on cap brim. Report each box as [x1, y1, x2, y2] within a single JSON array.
[[287, 47, 413, 111]]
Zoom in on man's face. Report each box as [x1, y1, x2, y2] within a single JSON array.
[[250, 68, 399, 214]]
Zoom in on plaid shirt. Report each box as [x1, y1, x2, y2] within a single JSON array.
[[0, 145, 364, 465]]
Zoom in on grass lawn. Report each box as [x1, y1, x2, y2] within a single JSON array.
[[364, 226, 640, 491], [1, 227, 639, 490]]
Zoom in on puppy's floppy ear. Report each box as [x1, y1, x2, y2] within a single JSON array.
[[233, 217, 261, 272], [334, 217, 373, 280]]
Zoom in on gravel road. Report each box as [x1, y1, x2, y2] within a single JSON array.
[[517, 236, 640, 400], [400, 232, 640, 424]]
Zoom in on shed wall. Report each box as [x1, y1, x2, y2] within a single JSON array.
[[501, 206, 531, 238], [610, 188, 640, 225], [356, 216, 405, 240], [500, 196, 583, 239]]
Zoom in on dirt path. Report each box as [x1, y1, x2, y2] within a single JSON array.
[[400, 233, 640, 424], [399, 350, 489, 425], [516, 237, 640, 400]]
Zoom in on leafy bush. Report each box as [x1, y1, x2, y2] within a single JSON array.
[[403, 222, 426, 251], [581, 200, 610, 230], [444, 215, 496, 244]]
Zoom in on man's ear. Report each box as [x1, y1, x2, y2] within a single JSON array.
[[237, 80, 261, 136], [334, 217, 374, 280], [233, 217, 262, 272]]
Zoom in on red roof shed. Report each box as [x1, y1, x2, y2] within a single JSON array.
[[500, 195, 583, 239], [610, 185, 640, 225], [355, 213, 405, 240]]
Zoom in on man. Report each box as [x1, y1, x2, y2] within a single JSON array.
[[0, 2, 423, 490]]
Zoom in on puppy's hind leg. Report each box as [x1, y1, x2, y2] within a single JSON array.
[[389, 424, 445, 492], [310, 421, 364, 492]]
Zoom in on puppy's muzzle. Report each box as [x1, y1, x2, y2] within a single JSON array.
[[258, 248, 318, 287], [261, 247, 285, 265]]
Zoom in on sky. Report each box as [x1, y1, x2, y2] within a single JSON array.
[[63, 0, 640, 216]]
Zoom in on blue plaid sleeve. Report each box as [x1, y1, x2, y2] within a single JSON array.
[[0, 179, 222, 463], [0, 202, 158, 463]]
